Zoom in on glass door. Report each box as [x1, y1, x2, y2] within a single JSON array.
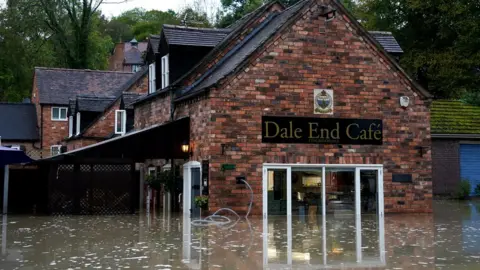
[[263, 167, 291, 266]]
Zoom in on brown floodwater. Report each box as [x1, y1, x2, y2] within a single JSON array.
[[0, 200, 479, 269]]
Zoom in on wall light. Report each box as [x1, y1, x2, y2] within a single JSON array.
[[181, 140, 192, 156]]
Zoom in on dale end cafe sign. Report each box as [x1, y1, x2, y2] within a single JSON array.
[[262, 116, 383, 145]]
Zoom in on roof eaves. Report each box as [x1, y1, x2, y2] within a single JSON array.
[[168, 1, 285, 88]]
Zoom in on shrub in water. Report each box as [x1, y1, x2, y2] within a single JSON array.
[[456, 180, 471, 200]]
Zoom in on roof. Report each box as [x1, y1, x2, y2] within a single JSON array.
[[369, 31, 404, 54], [148, 35, 160, 53], [176, 1, 309, 100], [77, 96, 117, 112], [431, 100, 480, 135], [124, 47, 144, 65], [122, 93, 144, 109], [35, 68, 134, 105], [0, 103, 38, 141], [162, 24, 231, 47]]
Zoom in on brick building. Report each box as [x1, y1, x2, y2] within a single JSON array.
[[32, 68, 149, 156], [431, 100, 480, 196], [45, 0, 433, 216], [129, 0, 433, 215], [108, 39, 149, 72]]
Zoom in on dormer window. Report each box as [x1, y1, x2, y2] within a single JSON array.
[[161, 54, 169, 88], [148, 63, 156, 94], [132, 65, 141, 72], [115, 110, 126, 135], [76, 112, 81, 135]]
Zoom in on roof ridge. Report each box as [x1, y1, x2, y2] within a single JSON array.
[[34, 67, 134, 74], [163, 24, 231, 32], [368, 31, 394, 35]]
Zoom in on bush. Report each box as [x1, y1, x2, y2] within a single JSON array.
[[475, 184, 480, 197], [194, 195, 209, 209], [456, 180, 471, 200]]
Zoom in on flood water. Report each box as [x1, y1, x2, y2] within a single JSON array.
[[0, 201, 479, 269]]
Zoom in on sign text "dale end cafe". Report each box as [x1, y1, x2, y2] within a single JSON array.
[[262, 116, 383, 145]]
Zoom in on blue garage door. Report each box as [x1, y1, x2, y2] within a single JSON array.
[[460, 144, 480, 195]]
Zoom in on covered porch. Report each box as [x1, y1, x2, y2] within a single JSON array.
[[38, 117, 190, 215]]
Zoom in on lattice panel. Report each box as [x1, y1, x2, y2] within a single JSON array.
[[49, 163, 133, 215]]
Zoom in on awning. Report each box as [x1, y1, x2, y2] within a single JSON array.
[[0, 146, 33, 166], [41, 117, 190, 163]]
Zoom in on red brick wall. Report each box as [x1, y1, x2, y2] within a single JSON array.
[[135, 93, 171, 129], [66, 138, 102, 151], [126, 74, 148, 94], [108, 43, 125, 71], [133, 1, 432, 214], [205, 1, 431, 214], [41, 105, 69, 156]]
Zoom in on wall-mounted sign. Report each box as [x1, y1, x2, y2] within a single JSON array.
[[314, 89, 333, 114], [262, 116, 382, 145]]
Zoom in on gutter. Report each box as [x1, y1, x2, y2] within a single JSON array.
[[431, 134, 480, 139]]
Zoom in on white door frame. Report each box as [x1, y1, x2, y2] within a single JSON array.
[[182, 161, 202, 216], [262, 163, 385, 267]]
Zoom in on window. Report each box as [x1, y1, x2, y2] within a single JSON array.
[[68, 116, 73, 137], [76, 112, 81, 135], [132, 65, 141, 72], [148, 167, 157, 176], [51, 145, 62, 156], [148, 63, 156, 94], [51, 107, 68, 121], [161, 54, 169, 88], [115, 110, 126, 135]]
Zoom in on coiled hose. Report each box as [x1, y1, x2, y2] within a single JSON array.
[[191, 179, 253, 227]]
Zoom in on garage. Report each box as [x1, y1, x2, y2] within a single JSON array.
[[460, 144, 480, 195]]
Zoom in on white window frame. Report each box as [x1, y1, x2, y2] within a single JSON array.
[[115, 110, 126, 135], [50, 145, 62, 156], [68, 115, 73, 137], [75, 112, 81, 135], [51, 107, 68, 121], [161, 54, 169, 89], [148, 167, 157, 176], [148, 63, 156, 94], [132, 65, 141, 72]]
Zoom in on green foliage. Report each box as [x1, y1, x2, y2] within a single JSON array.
[[216, 0, 263, 28], [145, 168, 181, 193], [475, 184, 480, 197], [356, 0, 480, 99], [194, 195, 209, 209], [456, 180, 471, 200]]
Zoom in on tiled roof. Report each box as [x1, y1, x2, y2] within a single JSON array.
[[122, 93, 144, 109], [0, 103, 39, 141], [369, 31, 404, 54], [176, 1, 309, 100], [77, 96, 116, 112], [124, 47, 144, 65], [148, 35, 160, 53], [431, 100, 480, 134], [162, 24, 231, 47], [35, 68, 133, 105]]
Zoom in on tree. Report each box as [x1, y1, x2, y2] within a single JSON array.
[[38, 0, 122, 69], [216, 0, 263, 28], [356, 0, 480, 99]]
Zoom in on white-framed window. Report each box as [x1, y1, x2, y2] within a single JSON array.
[[51, 145, 62, 156], [115, 110, 126, 135], [132, 65, 141, 72], [76, 112, 81, 135], [148, 63, 156, 94], [51, 107, 68, 121], [161, 54, 169, 89], [68, 115, 73, 137]]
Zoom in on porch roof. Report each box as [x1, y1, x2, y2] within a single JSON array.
[[40, 117, 190, 163]]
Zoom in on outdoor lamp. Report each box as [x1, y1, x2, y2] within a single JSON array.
[[182, 140, 192, 156]]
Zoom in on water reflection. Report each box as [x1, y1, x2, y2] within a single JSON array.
[[0, 201, 480, 269]]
